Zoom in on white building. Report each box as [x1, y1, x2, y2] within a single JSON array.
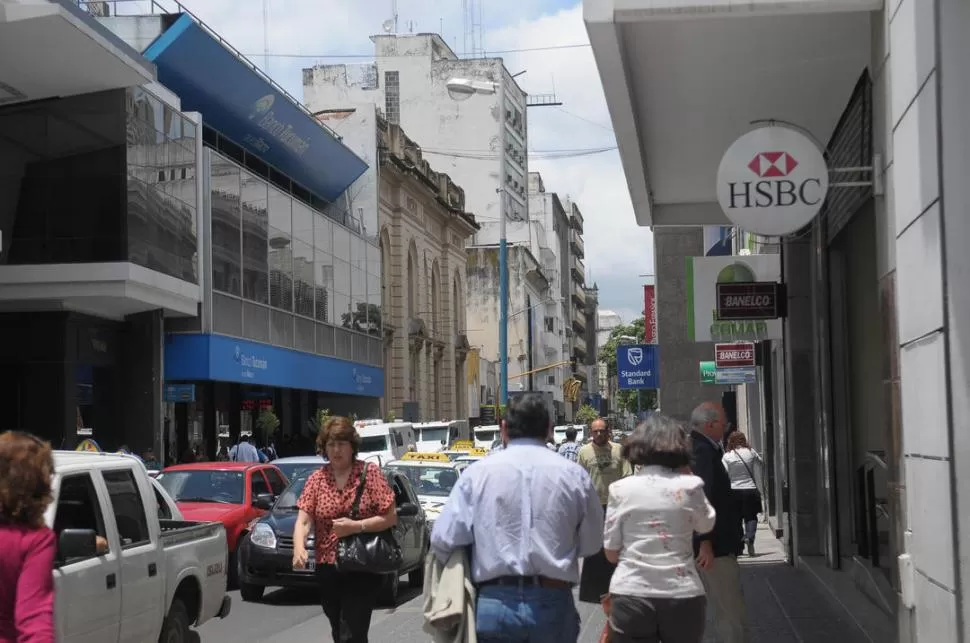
[[596, 309, 624, 399], [586, 0, 970, 641]]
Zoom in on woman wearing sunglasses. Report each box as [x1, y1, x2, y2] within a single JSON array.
[[0, 431, 56, 643]]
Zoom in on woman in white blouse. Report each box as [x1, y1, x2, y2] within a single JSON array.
[[722, 431, 764, 556], [603, 414, 716, 643]]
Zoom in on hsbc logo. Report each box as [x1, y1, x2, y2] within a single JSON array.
[[748, 151, 797, 178], [716, 128, 830, 237]]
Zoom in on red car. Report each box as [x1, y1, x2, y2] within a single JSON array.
[[156, 462, 288, 579]]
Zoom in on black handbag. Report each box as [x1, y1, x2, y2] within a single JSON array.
[[335, 465, 403, 574]]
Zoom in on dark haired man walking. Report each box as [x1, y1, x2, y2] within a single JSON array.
[[431, 393, 604, 642]]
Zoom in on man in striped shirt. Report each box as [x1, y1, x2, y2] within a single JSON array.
[[557, 426, 581, 462]]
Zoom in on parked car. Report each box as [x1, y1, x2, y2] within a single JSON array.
[[49, 451, 231, 643], [271, 455, 327, 482], [237, 468, 428, 605], [156, 461, 288, 580]]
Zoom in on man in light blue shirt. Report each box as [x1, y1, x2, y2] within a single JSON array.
[[229, 435, 260, 462], [431, 393, 604, 642]]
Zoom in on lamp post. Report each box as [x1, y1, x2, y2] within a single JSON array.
[[446, 76, 509, 408]]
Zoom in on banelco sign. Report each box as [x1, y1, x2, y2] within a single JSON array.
[[716, 126, 829, 236]]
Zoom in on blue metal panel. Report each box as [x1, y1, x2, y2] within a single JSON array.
[[143, 14, 367, 202], [164, 333, 383, 397]]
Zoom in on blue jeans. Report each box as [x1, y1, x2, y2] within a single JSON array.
[[476, 585, 580, 642]]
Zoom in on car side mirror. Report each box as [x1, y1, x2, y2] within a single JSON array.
[[398, 502, 419, 517], [254, 493, 274, 510], [58, 529, 98, 561]]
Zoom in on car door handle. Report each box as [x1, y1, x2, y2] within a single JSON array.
[[148, 563, 158, 577], [106, 574, 116, 590]]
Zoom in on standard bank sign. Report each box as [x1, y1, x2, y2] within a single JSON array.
[[234, 345, 268, 379], [247, 94, 311, 157]]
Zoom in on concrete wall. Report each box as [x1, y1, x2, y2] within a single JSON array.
[[654, 226, 728, 420]]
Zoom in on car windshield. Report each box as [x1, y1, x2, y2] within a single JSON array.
[[157, 470, 245, 504], [419, 427, 449, 444], [274, 476, 309, 510], [359, 435, 389, 453], [385, 465, 458, 497], [276, 462, 325, 481], [475, 430, 496, 442]]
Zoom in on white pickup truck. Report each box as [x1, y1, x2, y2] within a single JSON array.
[[47, 451, 232, 643]]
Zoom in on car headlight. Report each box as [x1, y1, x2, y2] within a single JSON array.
[[250, 522, 278, 549]]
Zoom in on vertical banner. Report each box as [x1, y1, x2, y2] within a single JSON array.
[[643, 284, 657, 344]]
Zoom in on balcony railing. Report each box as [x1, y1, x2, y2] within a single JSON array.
[[572, 306, 587, 332], [569, 228, 584, 258], [571, 281, 586, 307], [571, 255, 585, 282], [572, 333, 587, 357]]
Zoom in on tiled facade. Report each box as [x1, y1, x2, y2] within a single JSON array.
[[376, 117, 479, 422]]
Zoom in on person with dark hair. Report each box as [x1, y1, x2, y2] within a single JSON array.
[[0, 431, 56, 643], [690, 402, 748, 643], [431, 392, 603, 642], [723, 432, 763, 557], [293, 417, 398, 642], [602, 415, 716, 643]]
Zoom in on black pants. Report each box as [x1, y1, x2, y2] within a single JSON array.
[[316, 564, 382, 642], [609, 594, 707, 643], [579, 505, 617, 604]]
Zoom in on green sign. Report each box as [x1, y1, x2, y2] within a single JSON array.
[[700, 361, 716, 385]]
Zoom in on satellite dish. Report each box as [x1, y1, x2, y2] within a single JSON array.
[[382, 19, 394, 33]]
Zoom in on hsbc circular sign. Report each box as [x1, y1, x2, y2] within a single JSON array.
[[716, 126, 829, 236]]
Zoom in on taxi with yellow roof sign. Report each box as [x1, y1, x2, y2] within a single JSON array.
[[385, 453, 460, 530], [453, 448, 487, 473]]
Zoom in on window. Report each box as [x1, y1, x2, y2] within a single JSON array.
[[393, 431, 404, 447], [154, 486, 173, 520], [53, 473, 107, 563], [102, 469, 151, 548], [384, 71, 400, 125], [250, 471, 270, 498], [265, 468, 287, 496]]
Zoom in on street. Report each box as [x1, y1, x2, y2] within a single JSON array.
[[198, 526, 881, 643]]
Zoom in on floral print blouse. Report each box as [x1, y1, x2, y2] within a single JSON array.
[[604, 466, 716, 598], [296, 460, 396, 564]]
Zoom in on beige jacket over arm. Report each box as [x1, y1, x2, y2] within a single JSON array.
[[422, 549, 477, 643]]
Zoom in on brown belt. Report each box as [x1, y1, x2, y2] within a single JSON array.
[[479, 575, 574, 589]]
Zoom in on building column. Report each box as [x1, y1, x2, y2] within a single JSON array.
[[121, 309, 163, 456]]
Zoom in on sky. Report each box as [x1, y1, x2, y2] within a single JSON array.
[[155, 0, 654, 325]]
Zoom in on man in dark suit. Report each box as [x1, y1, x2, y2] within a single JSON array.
[[690, 402, 749, 643]]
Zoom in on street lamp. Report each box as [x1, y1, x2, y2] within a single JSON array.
[[446, 76, 509, 408]]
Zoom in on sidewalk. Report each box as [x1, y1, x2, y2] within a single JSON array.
[[577, 524, 875, 643]]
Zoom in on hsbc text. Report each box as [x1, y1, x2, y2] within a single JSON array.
[[728, 178, 823, 209]]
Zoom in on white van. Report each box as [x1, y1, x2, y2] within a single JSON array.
[[414, 420, 470, 452], [553, 424, 587, 446], [355, 421, 416, 466], [473, 424, 501, 449]]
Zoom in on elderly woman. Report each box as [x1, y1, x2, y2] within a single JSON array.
[[293, 417, 398, 643], [603, 415, 716, 643], [0, 431, 56, 643], [723, 431, 764, 557]]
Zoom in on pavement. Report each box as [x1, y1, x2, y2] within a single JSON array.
[[198, 524, 876, 642]]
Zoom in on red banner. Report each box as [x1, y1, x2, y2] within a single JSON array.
[[644, 284, 657, 344]]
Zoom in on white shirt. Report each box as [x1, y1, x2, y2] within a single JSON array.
[[722, 447, 763, 491], [604, 466, 716, 598]]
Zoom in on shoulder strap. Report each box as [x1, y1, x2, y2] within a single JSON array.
[[736, 450, 759, 487], [349, 463, 369, 519]]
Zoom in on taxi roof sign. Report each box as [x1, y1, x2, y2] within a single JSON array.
[[400, 452, 451, 463], [465, 448, 487, 457], [450, 440, 475, 451]]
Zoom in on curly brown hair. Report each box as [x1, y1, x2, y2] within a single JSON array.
[[316, 416, 360, 457], [0, 431, 55, 528], [726, 431, 750, 451]]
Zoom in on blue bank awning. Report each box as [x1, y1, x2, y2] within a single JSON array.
[[144, 14, 367, 202]]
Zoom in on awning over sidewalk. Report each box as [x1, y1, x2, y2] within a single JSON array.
[[0, 0, 154, 106], [584, 0, 879, 227]]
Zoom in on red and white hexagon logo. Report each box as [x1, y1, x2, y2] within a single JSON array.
[[747, 151, 799, 178]]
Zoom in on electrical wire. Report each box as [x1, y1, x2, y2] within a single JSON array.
[[243, 43, 592, 60]]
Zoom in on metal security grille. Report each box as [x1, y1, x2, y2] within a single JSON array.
[[822, 70, 873, 243], [384, 71, 401, 125]]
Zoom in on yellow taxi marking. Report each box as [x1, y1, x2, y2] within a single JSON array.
[[400, 452, 452, 462], [466, 448, 488, 456], [450, 440, 475, 451]]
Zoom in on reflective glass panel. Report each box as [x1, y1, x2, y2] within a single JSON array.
[[332, 225, 350, 261], [210, 154, 241, 295], [292, 240, 314, 318], [292, 201, 313, 247], [241, 172, 268, 303], [314, 216, 332, 254], [314, 248, 334, 324]]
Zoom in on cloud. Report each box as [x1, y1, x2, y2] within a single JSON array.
[[162, 0, 652, 323]]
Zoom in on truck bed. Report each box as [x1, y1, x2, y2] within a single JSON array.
[[159, 519, 225, 546]]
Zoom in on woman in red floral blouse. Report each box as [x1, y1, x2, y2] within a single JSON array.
[[293, 416, 397, 642]]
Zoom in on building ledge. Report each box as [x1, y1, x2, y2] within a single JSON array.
[[0, 262, 200, 319]]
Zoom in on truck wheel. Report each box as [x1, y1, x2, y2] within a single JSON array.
[[158, 598, 191, 643], [239, 581, 265, 603]]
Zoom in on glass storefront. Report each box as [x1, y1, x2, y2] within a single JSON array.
[[208, 149, 382, 367], [0, 87, 198, 284]]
